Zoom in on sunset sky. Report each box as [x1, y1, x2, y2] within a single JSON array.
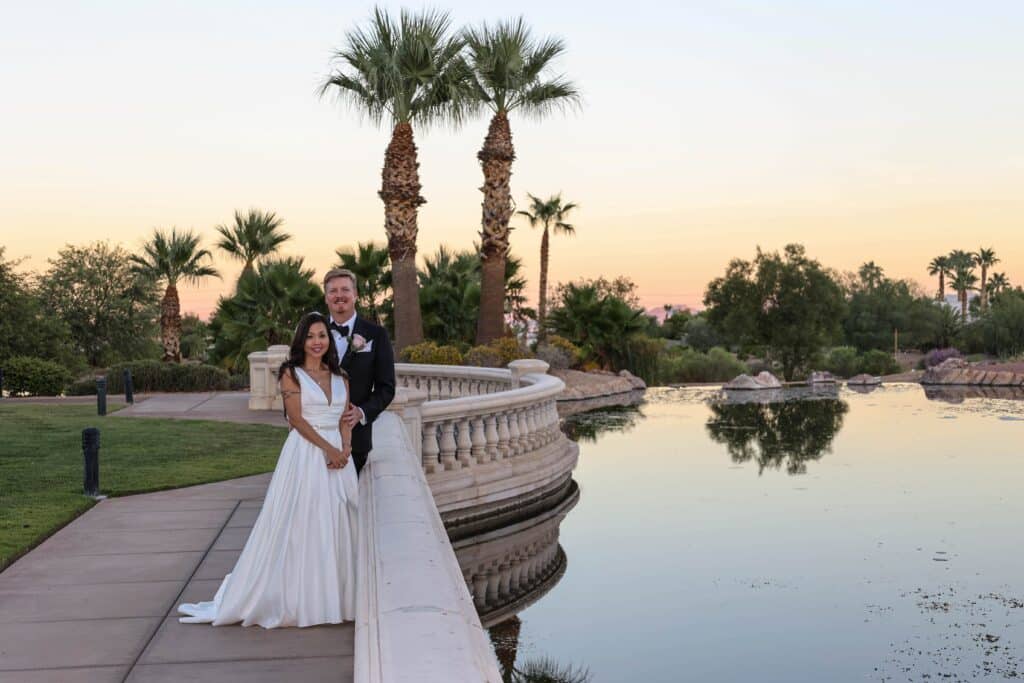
[[2, 1, 1022, 318]]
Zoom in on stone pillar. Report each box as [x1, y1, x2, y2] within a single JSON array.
[[387, 387, 428, 461], [507, 359, 550, 388]]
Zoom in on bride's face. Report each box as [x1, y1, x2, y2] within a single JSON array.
[[305, 322, 330, 363]]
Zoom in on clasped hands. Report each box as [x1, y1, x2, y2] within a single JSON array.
[[324, 444, 352, 470]]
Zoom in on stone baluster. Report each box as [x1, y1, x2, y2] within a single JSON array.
[[484, 414, 499, 461], [498, 561, 512, 599], [506, 409, 521, 456], [470, 416, 486, 464], [439, 420, 458, 470], [497, 412, 511, 459], [524, 405, 538, 450], [421, 422, 440, 474], [485, 567, 501, 606], [472, 573, 489, 609], [510, 555, 524, 592], [517, 409, 530, 453], [455, 417, 473, 468]]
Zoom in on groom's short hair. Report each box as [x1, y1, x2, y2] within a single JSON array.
[[324, 268, 357, 292]]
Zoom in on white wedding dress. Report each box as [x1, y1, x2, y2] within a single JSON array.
[[178, 368, 359, 628]]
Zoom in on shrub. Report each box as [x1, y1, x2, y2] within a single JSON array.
[[399, 341, 464, 365], [859, 349, 900, 376], [463, 345, 503, 368], [545, 335, 583, 366], [488, 336, 531, 365], [659, 346, 749, 384], [103, 360, 230, 393], [229, 373, 250, 391], [622, 336, 665, 384], [3, 356, 72, 396], [534, 344, 574, 370], [924, 347, 962, 368], [823, 346, 861, 378], [65, 376, 99, 396]]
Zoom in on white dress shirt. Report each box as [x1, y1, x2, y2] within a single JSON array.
[[328, 312, 366, 425]]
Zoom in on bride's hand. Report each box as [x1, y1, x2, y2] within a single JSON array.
[[324, 446, 344, 469], [339, 445, 352, 468]]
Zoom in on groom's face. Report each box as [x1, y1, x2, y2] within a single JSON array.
[[325, 275, 357, 320]]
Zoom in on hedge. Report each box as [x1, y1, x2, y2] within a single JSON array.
[[64, 361, 230, 394], [2, 356, 72, 396]]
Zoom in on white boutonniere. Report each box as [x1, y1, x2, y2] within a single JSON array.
[[349, 333, 368, 353]]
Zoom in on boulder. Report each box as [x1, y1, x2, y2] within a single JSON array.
[[935, 357, 968, 371], [618, 369, 648, 390], [724, 372, 782, 390], [847, 373, 881, 386]]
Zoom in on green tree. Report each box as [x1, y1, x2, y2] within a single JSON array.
[[41, 242, 160, 366], [464, 18, 579, 344], [517, 193, 578, 342], [179, 314, 211, 361], [0, 248, 81, 370], [130, 229, 220, 362], [333, 241, 392, 326], [703, 244, 845, 380], [415, 246, 531, 346], [949, 265, 978, 321], [972, 247, 999, 312], [320, 8, 474, 351], [214, 209, 291, 283], [842, 262, 945, 351], [546, 281, 645, 369], [927, 254, 951, 301], [209, 257, 324, 373]]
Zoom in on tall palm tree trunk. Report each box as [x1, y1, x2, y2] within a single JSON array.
[[476, 112, 516, 344], [160, 283, 182, 362], [980, 266, 989, 311], [960, 290, 968, 320], [537, 225, 550, 342], [937, 271, 945, 301], [380, 122, 425, 350]]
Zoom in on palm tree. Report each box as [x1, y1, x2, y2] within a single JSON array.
[[517, 193, 578, 341], [210, 257, 324, 372], [949, 266, 978, 321], [947, 249, 975, 312], [464, 18, 579, 345], [972, 247, 999, 312], [333, 241, 392, 325], [987, 271, 1010, 298], [320, 8, 473, 351], [130, 228, 219, 361], [857, 261, 884, 290], [214, 209, 291, 284], [927, 255, 951, 301]]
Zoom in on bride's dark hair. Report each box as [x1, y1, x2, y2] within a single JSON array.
[[277, 312, 345, 384]]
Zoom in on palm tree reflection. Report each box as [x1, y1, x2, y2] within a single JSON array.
[[561, 404, 642, 443], [705, 396, 849, 474]]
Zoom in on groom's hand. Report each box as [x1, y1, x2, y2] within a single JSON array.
[[342, 404, 362, 428]]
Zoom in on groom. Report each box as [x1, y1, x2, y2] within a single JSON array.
[[323, 267, 396, 476]]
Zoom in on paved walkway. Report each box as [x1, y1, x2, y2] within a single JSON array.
[[111, 392, 285, 427], [0, 474, 354, 682]]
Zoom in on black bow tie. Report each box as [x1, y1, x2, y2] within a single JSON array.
[[329, 321, 350, 337]]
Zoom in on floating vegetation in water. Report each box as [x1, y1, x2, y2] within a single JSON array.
[[561, 405, 643, 443]]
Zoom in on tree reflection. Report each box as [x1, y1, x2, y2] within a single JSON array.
[[561, 405, 642, 443], [705, 397, 848, 474]]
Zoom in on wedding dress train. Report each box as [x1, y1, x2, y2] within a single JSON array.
[[177, 368, 358, 628]]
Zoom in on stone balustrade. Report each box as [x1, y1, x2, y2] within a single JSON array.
[[395, 363, 511, 400]]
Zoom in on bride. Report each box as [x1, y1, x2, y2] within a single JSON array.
[[178, 312, 359, 628]]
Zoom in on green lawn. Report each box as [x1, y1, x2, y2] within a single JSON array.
[[0, 402, 285, 571]]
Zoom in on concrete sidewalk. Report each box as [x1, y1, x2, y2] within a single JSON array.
[[111, 392, 285, 427], [0, 474, 354, 682]]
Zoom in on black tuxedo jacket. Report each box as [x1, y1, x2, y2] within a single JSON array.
[[339, 316, 396, 454]]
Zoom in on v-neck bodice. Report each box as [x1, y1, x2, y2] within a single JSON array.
[[294, 368, 346, 429]]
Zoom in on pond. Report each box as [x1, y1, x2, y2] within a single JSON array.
[[469, 383, 1024, 681]]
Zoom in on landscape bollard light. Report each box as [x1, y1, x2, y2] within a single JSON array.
[[123, 368, 134, 404], [96, 377, 107, 416], [82, 428, 100, 496]]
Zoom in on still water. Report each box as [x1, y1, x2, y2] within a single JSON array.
[[475, 383, 1024, 681]]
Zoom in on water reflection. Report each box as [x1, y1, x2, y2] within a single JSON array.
[[560, 405, 643, 443], [453, 482, 584, 681], [705, 395, 849, 475]]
